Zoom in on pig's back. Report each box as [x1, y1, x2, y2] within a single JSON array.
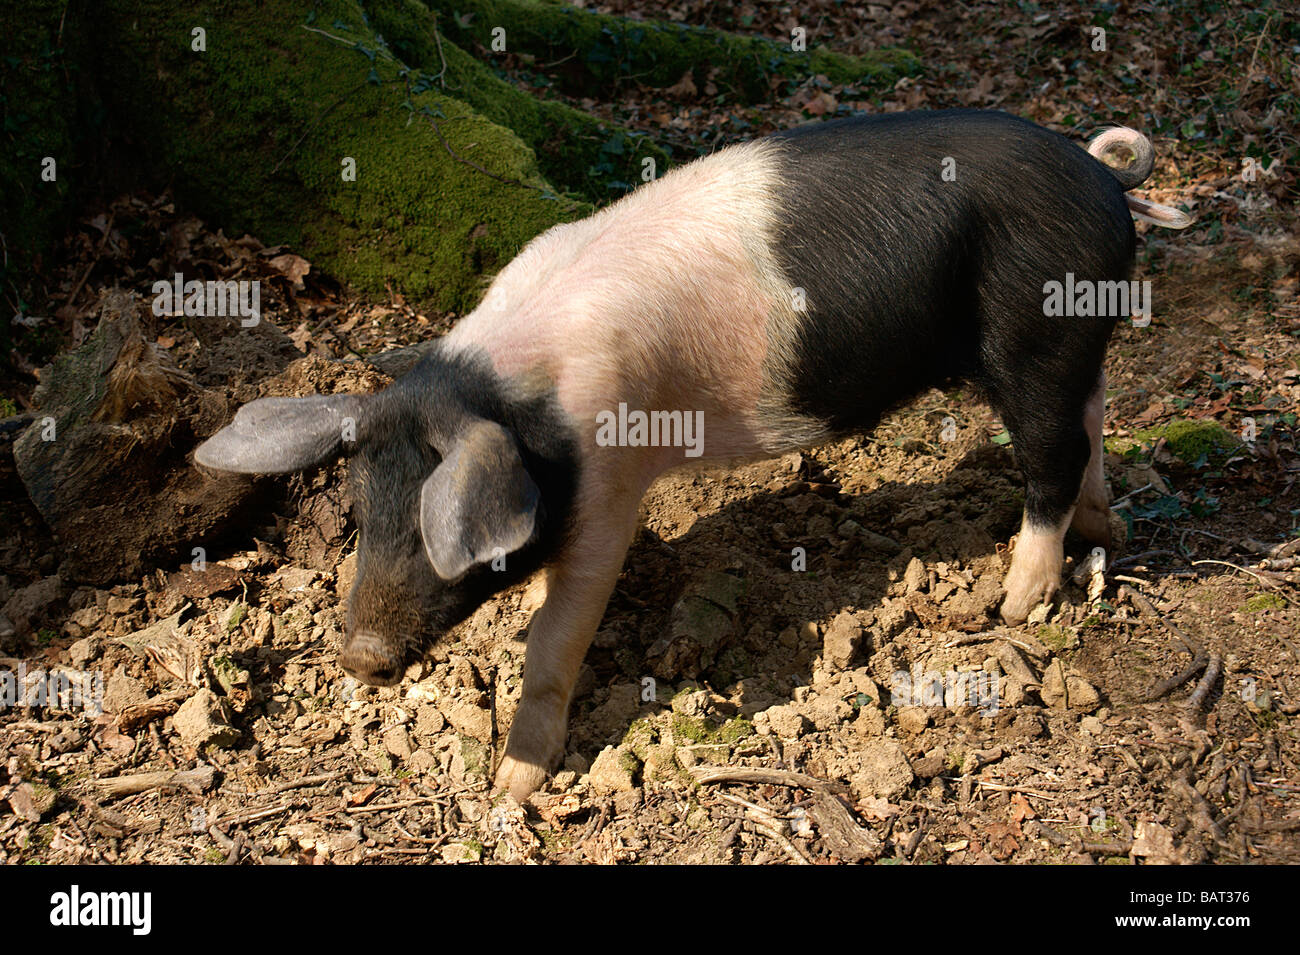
[[760, 109, 1135, 434]]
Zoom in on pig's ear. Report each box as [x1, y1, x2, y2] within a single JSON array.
[[194, 395, 363, 474], [419, 420, 540, 580]]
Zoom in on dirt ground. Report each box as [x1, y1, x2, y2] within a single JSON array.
[[2, 0, 1298, 864]]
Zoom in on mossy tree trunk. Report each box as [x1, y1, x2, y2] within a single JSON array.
[[2, 0, 916, 328]]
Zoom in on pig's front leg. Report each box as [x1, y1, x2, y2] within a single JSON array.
[[494, 489, 643, 800]]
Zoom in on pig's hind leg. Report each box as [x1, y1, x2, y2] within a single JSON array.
[[1067, 372, 1111, 550], [989, 366, 1102, 625]]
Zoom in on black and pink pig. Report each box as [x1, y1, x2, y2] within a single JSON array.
[[196, 109, 1190, 798]]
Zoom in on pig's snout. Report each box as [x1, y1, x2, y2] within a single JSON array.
[[340, 631, 405, 686]]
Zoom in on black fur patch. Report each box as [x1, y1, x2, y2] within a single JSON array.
[[766, 109, 1135, 524], [353, 347, 579, 628]]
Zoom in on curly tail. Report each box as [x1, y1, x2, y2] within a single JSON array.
[[1088, 127, 1193, 229]]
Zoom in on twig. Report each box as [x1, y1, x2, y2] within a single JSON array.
[[425, 113, 554, 195], [1184, 654, 1223, 714], [210, 804, 292, 828], [430, 19, 449, 88], [689, 765, 847, 793], [259, 770, 347, 796], [1192, 560, 1295, 604], [64, 212, 115, 308], [1142, 657, 1209, 703], [271, 82, 369, 176], [1110, 482, 1154, 507], [1110, 549, 1181, 569], [970, 780, 1058, 800], [92, 766, 215, 800], [1121, 585, 1204, 657], [345, 797, 439, 814]]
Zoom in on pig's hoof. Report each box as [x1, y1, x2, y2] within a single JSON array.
[[493, 754, 550, 802], [999, 577, 1057, 625]]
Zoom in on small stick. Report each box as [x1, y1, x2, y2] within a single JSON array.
[[1121, 585, 1204, 657], [689, 765, 848, 794], [92, 766, 215, 800], [210, 804, 292, 828], [1192, 560, 1295, 604], [1142, 657, 1209, 703], [1184, 654, 1223, 714], [970, 780, 1058, 800], [345, 797, 439, 814], [258, 770, 347, 796]]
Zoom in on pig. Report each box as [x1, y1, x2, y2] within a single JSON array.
[[195, 109, 1191, 799]]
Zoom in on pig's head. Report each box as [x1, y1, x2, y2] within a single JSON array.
[[194, 358, 568, 686]]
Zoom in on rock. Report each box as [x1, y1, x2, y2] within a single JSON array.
[[762, 703, 810, 738], [383, 725, 414, 760], [851, 741, 915, 800], [409, 750, 439, 776], [852, 706, 886, 737], [414, 704, 446, 737], [103, 671, 150, 714], [801, 694, 852, 731], [166, 564, 242, 600], [67, 635, 103, 669], [443, 698, 491, 739], [7, 782, 57, 823], [872, 599, 916, 644], [441, 842, 483, 864], [842, 523, 902, 555], [588, 745, 638, 793], [670, 688, 710, 718], [642, 743, 682, 784], [1131, 821, 1185, 865], [519, 573, 548, 614], [613, 789, 643, 815], [903, 558, 927, 594], [894, 707, 930, 735], [586, 684, 641, 741], [910, 755, 946, 778], [2, 575, 62, 636], [646, 571, 745, 679], [106, 595, 140, 615], [335, 552, 358, 598], [943, 575, 1003, 621], [172, 688, 239, 750], [1080, 715, 1105, 735], [822, 611, 864, 670], [1040, 663, 1102, 712]]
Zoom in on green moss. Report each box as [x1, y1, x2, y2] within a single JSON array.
[[459, 735, 490, 776], [1243, 593, 1285, 612], [431, 0, 917, 101], [669, 713, 755, 745], [1108, 419, 1238, 465], [621, 717, 658, 760], [367, 0, 669, 202], [1037, 625, 1079, 652], [225, 603, 247, 633], [94, 0, 576, 312]]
